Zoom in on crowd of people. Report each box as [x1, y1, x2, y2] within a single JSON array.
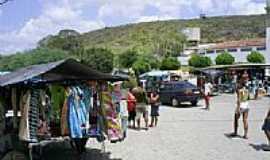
[[205, 72, 270, 151], [114, 83, 161, 132], [200, 71, 270, 151]]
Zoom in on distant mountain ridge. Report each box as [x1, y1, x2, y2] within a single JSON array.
[[39, 14, 268, 54]]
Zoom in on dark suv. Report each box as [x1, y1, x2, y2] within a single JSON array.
[[159, 81, 201, 106]]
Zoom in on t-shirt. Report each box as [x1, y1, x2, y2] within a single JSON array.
[[204, 83, 212, 95], [127, 92, 136, 112]]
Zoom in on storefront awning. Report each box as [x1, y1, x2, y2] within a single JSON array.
[[0, 59, 126, 87]]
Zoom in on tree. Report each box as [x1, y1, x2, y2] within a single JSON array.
[[160, 57, 181, 70], [188, 54, 212, 68], [132, 58, 151, 76], [0, 48, 69, 71], [80, 48, 114, 73], [247, 51, 265, 63], [118, 49, 138, 68], [140, 54, 160, 69], [215, 52, 235, 65]]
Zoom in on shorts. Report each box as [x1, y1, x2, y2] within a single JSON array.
[[151, 105, 159, 117], [240, 107, 249, 113], [128, 111, 136, 121], [136, 104, 148, 120], [262, 119, 270, 131]]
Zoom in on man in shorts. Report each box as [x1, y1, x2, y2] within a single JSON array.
[[132, 84, 149, 130], [230, 82, 250, 139]]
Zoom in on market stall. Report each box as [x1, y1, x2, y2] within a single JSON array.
[[0, 59, 127, 160]]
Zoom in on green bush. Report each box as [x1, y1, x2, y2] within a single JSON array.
[[118, 49, 138, 68], [132, 58, 151, 75], [188, 54, 212, 68], [215, 52, 235, 65], [80, 48, 114, 73], [247, 51, 265, 63], [160, 57, 181, 70]]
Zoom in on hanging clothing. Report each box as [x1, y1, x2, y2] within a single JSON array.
[[120, 100, 128, 139], [102, 91, 122, 141], [67, 86, 92, 138], [19, 89, 40, 142], [19, 90, 31, 141], [50, 85, 66, 121], [68, 87, 83, 138], [61, 89, 69, 136]]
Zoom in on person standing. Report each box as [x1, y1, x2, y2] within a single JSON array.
[[149, 91, 160, 127], [262, 108, 270, 151], [127, 88, 136, 128], [132, 84, 149, 130], [231, 83, 250, 139], [204, 80, 212, 110]]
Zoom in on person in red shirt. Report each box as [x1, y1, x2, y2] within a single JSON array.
[[127, 88, 136, 128]]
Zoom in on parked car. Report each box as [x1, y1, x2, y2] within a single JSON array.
[[159, 81, 201, 107]]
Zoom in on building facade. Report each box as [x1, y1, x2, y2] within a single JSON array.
[[178, 28, 270, 65]]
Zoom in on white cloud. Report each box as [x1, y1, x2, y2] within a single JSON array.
[[0, 0, 105, 55], [0, 0, 266, 54], [136, 15, 176, 23]]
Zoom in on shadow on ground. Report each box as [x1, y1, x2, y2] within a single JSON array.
[[249, 143, 270, 151], [224, 133, 242, 139], [40, 142, 122, 160], [164, 104, 203, 109]]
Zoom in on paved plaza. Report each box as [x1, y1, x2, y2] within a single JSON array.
[[86, 94, 270, 160]]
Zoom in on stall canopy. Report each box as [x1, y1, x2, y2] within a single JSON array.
[[0, 58, 126, 87]]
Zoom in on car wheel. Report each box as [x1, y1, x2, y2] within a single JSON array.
[[171, 98, 178, 107], [191, 101, 198, 106]]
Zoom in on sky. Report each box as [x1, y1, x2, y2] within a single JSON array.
[[0, 0, 267, 55]]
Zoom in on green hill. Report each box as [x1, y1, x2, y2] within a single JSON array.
[[39, 14, 268, 55], [83, 14, 267, 53]]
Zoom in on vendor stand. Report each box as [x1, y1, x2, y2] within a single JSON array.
[[0, 59, 127, 160]]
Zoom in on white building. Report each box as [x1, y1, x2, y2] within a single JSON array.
[[178, 28, 270, 65]]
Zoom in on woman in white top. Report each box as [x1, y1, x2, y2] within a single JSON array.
[[231, 82, 249, 139]]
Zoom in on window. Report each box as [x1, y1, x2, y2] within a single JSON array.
[[256, 47, 266, 51], [240, 48, 252, 52], [216, 49, 225, 53], [227, 48, 238, 52], [206, 50, 214, 54]]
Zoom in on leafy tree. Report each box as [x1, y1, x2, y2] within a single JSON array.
[[215, 52, 235, 65], [160, 57, 181, 70], [188, 54, 212, 68], [38, 30, 82, 54], [118, 49, 138, 68], [0, 48, 69, 71], [80, 48, 114, 73], [139, 54, 160, 69], [132, 58, 151, 76], [247, 51, 265, 63]]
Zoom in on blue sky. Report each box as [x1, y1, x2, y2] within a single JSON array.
[[0, 0, 267, 54]]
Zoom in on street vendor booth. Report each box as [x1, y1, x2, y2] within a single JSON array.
[[0, 59, 127, 160], [197, 63, 270, 94]]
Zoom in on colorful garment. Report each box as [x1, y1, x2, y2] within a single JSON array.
[[102, 91, 121, 141], [50, 85, 66, 121]]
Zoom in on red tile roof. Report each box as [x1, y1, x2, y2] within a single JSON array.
[[210, 38, 266, 50]]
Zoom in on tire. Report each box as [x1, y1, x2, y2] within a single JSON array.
[[191, 100, 198, 106], [171, 98, 179, 107]]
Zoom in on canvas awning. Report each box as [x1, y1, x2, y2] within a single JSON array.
[[0, 59, 126, 87]]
